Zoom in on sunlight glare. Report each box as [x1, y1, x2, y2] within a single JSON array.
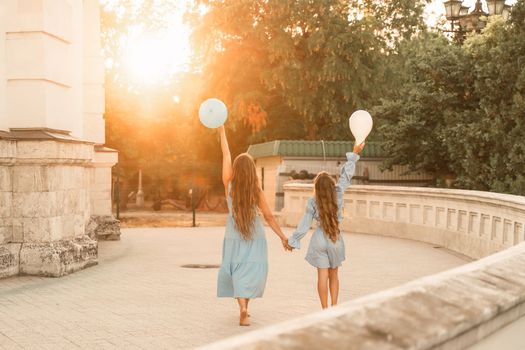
[[122, 16, 191, 86]]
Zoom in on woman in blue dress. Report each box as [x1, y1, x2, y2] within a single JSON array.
[[288, 142, 365, 309], [217, 125, 291, 326]]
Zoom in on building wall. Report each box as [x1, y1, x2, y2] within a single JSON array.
[[0, 3, 8, 131], [254, 156, 282, 211], [1, 0, 105, 142], [4, 0, 84, 137], [83, 0, 105, 144], [83, 0, 116, 222], [0, 1, 119, 279]]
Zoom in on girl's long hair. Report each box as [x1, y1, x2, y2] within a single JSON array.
[[230, 153, 260, 240], [314, 172, 340, 243]]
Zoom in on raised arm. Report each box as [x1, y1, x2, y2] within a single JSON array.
[[336, 142, 364, 209], [258, 188, 291, 251], [218, 126, 233, 194], [288, 199, 315, 250]]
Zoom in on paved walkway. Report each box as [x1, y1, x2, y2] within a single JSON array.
[[0, 228, 469, 349]]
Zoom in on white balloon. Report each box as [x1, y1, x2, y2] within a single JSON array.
[[349, 110, 373, 145], [199, 98, 228, 128]]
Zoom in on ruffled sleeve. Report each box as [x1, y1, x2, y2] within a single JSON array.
[[288, 198, 316, 249], [336, 152, 359, 211]]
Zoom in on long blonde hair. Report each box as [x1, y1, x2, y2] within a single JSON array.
[[230, 153, 260, 240], [314, 172, 340, 243]]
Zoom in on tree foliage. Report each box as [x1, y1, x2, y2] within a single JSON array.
[[188, 0, 428, 141], [375, 0, 525, 194], [101, 0, 433, 199]]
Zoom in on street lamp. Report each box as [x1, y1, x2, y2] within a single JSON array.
[[460, 5, 470, 16], [486, 0, 506, 15], [444, 0, 512, 42], [444, 0, 463, 19], [502, 4, 512, 20]]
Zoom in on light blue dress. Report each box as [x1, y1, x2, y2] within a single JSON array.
[[217, 184, 268, 298], [288, 152, 359, 269]]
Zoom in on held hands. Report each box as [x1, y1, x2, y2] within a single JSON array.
[[353, 141, 365, 155], [281, 237, 293, 252]]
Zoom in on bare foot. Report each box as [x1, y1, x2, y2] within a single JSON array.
[[239, 309, 250, 326]]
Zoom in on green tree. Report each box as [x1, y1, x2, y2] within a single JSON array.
[[101, 1, 226, 200], [189, 0, 428, 142], [450, 10, 525, 193], [374, 34, 473, 179], [375, 0, 525, 194]]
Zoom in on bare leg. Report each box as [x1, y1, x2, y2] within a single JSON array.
[[317, 268, 329, 309], [237, 298, 250, 326], [328, 267, 339, 306]]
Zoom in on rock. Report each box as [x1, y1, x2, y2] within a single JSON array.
[[19, 236, 97, 277], [86, 215, 121, 241]]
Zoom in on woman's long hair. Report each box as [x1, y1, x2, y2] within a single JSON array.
[[314, 172, 340, 243], [230, 153, 260, 240]]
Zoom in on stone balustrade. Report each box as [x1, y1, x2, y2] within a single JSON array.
[[201, 184, 525, 349], [281, 184, 525, 259]]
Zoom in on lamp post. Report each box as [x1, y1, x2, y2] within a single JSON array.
[[444, 0, 512, 43], [191, 112, 196, 228]]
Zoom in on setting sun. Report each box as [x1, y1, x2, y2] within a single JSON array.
[[122, 17, 192, 86]]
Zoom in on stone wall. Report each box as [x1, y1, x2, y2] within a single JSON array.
[[281, 184, 525, 259], [0, 137, 102, 277], [254, 156, 282, 211]]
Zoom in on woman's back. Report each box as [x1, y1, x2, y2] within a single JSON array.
[[225, 185, 265, 240]]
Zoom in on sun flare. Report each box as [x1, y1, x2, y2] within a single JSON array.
[[122, 18, 192, 86]]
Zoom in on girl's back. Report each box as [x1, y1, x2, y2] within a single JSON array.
[[288, 151, 361, 268]]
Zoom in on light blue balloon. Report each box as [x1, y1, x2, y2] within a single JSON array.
[[199, 98, 228, 128]]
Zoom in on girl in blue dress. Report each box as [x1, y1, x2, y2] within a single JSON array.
[[288, 142, 364, 309], [216, 125, 291, 326]]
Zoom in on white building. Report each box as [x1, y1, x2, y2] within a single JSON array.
[[0, 0, 118, 278], [248, 140, 434, 211]]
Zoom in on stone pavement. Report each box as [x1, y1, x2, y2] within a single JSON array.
[[0, 227, 469, 349]]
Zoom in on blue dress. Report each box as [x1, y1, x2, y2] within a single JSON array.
[[288, 152, 359, 269], [217, 185, 268, 298]]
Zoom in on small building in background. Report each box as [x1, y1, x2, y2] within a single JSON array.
[[247, 140, 433, 211]]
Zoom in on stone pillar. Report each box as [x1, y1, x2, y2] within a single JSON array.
[[87, 146, 120, 241], [14, 139, 98, 277], [0, 141, 18, 278], [83, 0, 120, 241], [0, 4, 16, 278], [0, 0, 119, 278], [136, 169, 145, 208], [83, 0, 105, 144], [5, 0, 83, 136]]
